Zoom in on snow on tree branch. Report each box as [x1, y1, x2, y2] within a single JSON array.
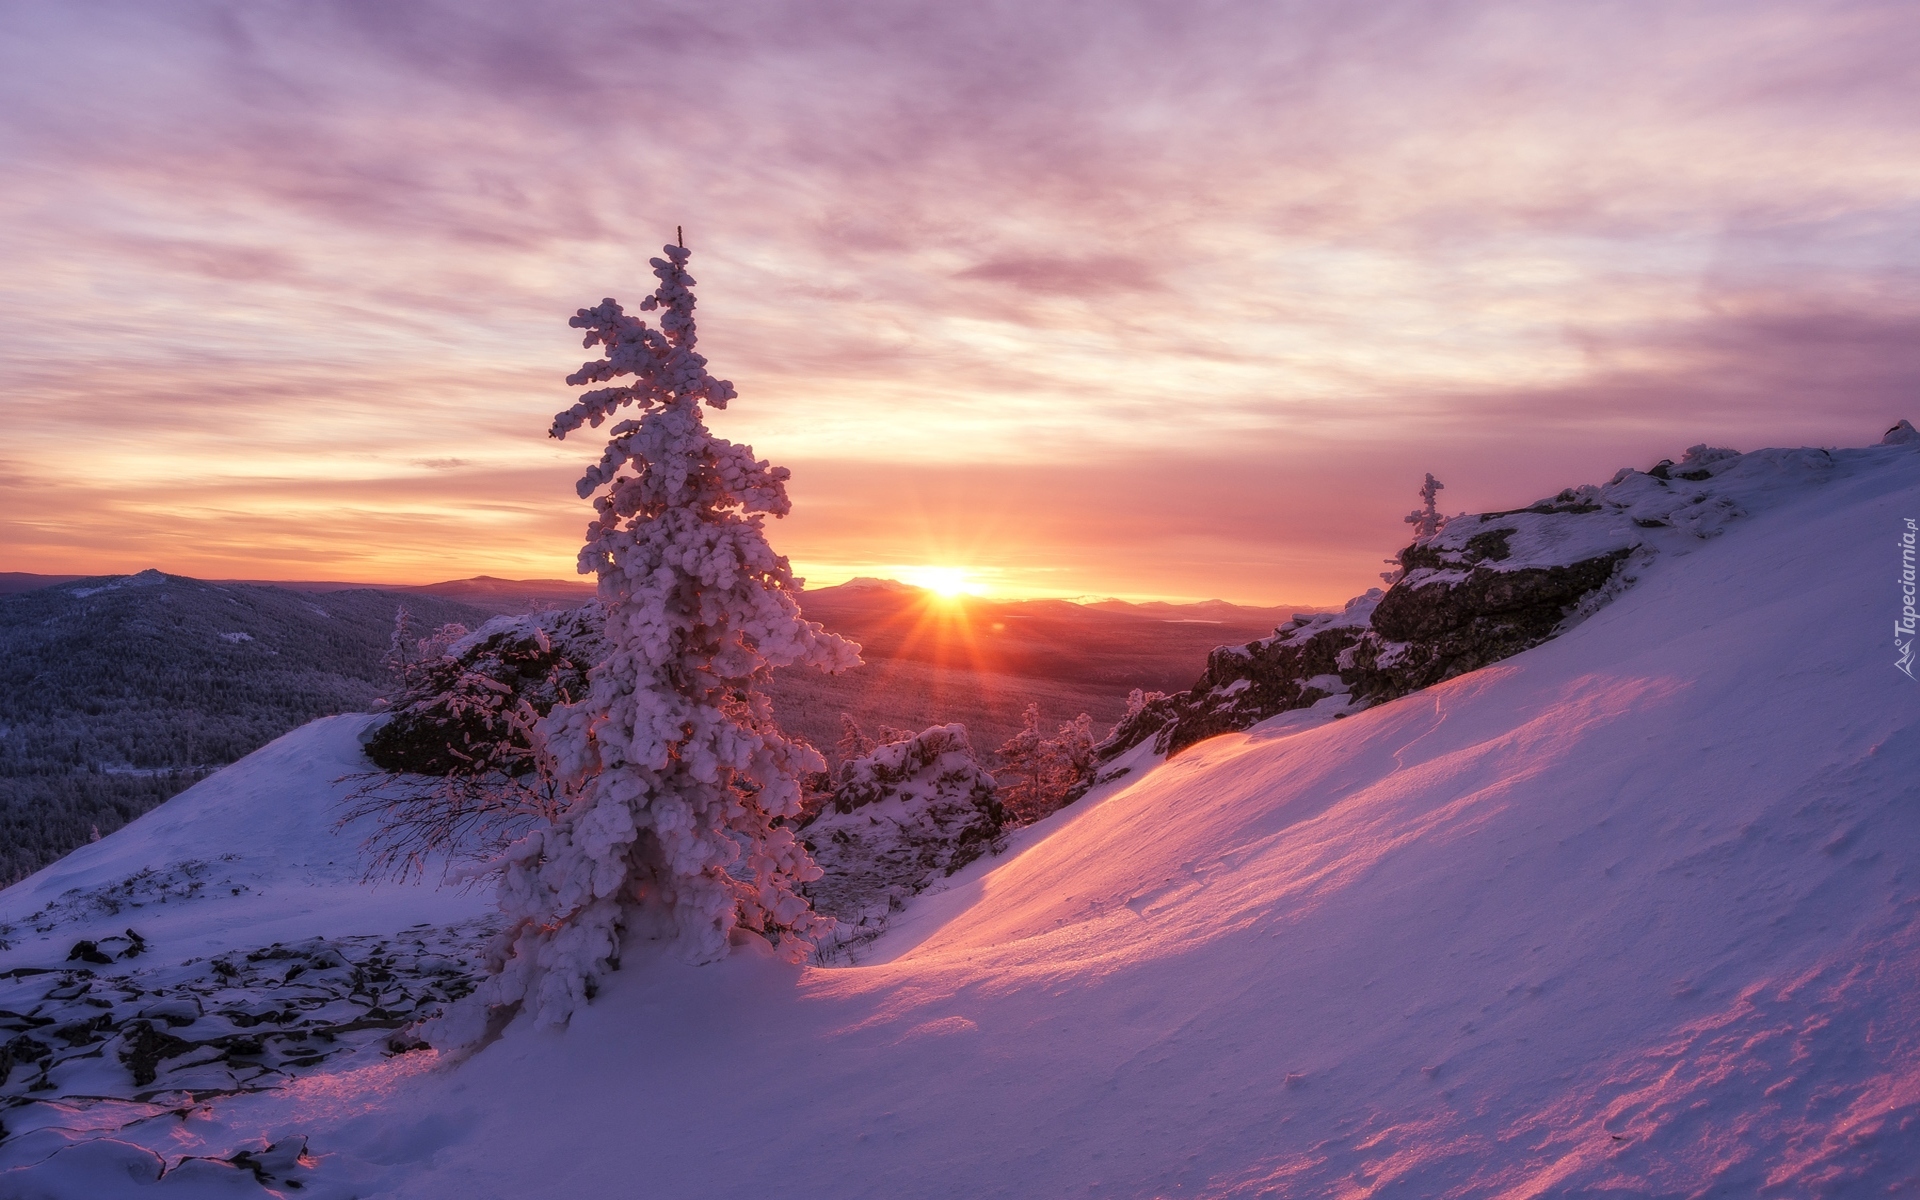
[[428, 242, 860, 1047], [1406, 473, 1446, 539], [996, 704, 1097, 825]]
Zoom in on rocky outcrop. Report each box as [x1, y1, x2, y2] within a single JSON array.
[[800, 725, 1006, 956], [364, 606, 604, 777], [1100, 444, 1785, 762]]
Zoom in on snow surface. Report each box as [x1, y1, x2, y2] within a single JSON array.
[[5, 439, 1919, 1197], [1, 717, 489, 966]]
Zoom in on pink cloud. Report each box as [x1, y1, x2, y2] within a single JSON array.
[[1, 0, 1916, 600]]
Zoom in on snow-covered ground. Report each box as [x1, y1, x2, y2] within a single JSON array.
[[4, 437, 1918, 1197]]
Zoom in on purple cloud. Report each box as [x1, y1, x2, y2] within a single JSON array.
[[1, 0, 1916, 599]]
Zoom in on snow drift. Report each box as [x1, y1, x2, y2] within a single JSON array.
[[3, 435, 1918, 1197]]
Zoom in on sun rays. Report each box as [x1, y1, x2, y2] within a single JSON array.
[[896, 565, 983, 599]]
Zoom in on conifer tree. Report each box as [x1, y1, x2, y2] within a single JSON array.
[[995, 705, 1097, 824], [1406, 473, 1446, 538], [835, 714, 877, 769], [431, 241, 859, 1044]]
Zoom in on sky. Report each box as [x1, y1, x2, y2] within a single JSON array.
[[1, 0, 1916, 605]]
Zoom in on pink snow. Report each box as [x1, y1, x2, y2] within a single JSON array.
[[5, 439, 1918, 1197]]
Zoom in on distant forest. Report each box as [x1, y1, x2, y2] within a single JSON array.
[[0, 571, 484, 883]]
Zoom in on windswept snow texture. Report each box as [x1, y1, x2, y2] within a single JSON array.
[[5, 439, 1919, 1198]]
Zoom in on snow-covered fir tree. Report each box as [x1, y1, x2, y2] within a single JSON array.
[[835, 713, 877, 765], [1406, 473, 1446, 538], [995, 704, 1097, 824], [430, 241, 859, 1045]]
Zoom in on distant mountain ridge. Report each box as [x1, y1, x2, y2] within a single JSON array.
[[0, 568, 1323, 880], [0, 571, 596, 614], [766, 581, 1313, 757], [4, 571, 1325, 621], [0, 571, 487, 882], [803, 577, 1321, 624]]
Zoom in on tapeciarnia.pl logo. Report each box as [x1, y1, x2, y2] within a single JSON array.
[[1899, 517, 1917, 679]]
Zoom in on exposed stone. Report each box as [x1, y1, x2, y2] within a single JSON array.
[[366, 606, 603, 777], [801, 725, 1006, 957], [1100, 446, 1772, 764], [1, 922, 492, 1127], [118, 1018, 194, 1087]]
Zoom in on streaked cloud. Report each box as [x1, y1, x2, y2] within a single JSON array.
[[1, 0, 1915, 602]]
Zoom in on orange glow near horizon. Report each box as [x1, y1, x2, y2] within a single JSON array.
[[894, 566, 983, 599], [1, 6, 1913, 608]]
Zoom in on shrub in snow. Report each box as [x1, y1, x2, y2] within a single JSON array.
[[835, 713, 877, 763], [380, 605, 471, 681], [1384, 475, 1447, 583], [429, 243, 859, 1045], [346, 607, 603, 879], [996, 703, 1097, 825], [801, 723, 1005, 953]]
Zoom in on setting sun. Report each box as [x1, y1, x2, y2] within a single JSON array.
[[898, 565, 981, 598]]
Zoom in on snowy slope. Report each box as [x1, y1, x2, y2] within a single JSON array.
[[5, 438, 1919, 1198], [1, 716, 488, 961], [0, 718, 496, 1195]]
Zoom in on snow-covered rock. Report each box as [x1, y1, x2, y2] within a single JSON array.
[[1103, 442, 1848, 760], [800, 725, 1005, 957], [365, 605, 604, 777]]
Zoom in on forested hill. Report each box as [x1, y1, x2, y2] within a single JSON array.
[[0, 570, 485, 883]]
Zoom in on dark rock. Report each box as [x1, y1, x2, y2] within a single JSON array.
[[1153, 620, 1363, 758], [1368, 552, 1629, 647], [118, 1019, 194, 1087], [1089, 448, 1785, 764], [366, 607, 601, 778], [236, 1136, 310, 1186], [53, 1014, 112, 1046], [1462, 528, 1515, 563], [0, 1038, 33, 1088], [66, 940, 113, 965], [1132, 544, 1631, 760]]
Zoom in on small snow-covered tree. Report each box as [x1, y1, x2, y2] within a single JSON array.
[[380, 607, 471, 682], [1386, 473, 1448, 583], [381, 606, 420, 679], [835, 714, 877, 766], [1405, 473, 1446, 539], [430, 241, 859, 1045], [995, 704, 1097, 825], [996, 703, 1046, 819], [1120, 687, 1166, 722], [1053, 711, 1096, 791]]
